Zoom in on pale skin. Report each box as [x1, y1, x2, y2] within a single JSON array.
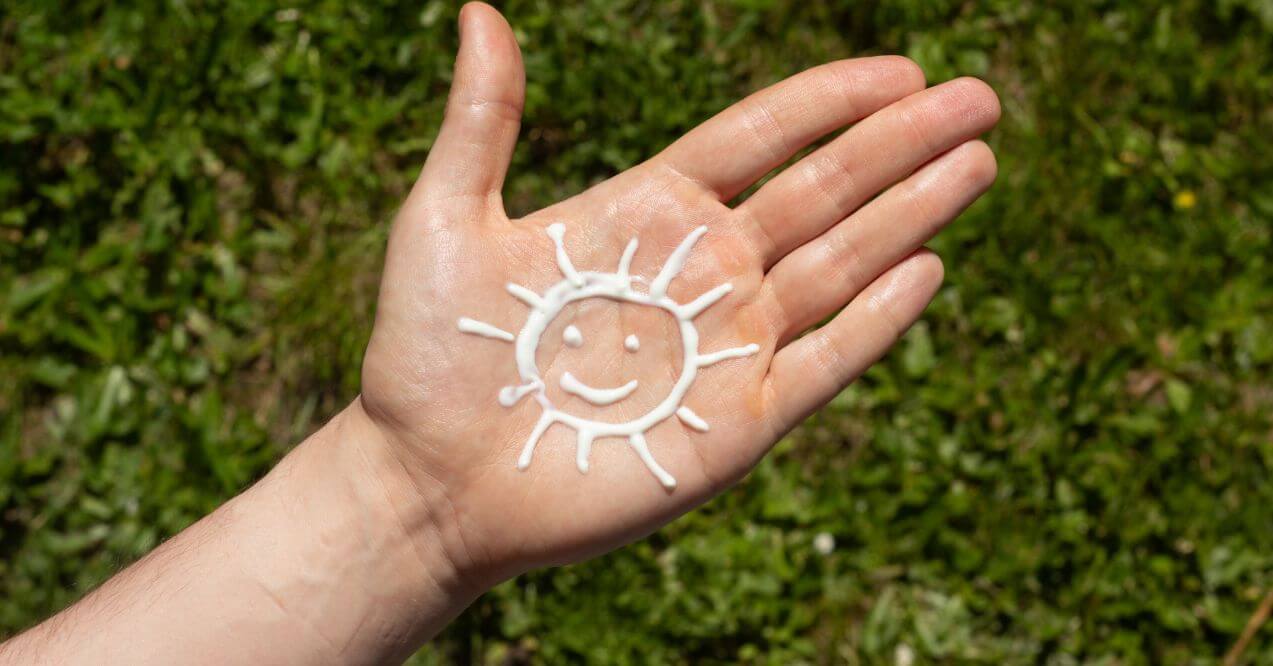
[[0, 3, 999, 664]]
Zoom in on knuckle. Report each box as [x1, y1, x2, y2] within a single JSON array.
[[469, 96, 524, 122], [897, 101, 938, 153], [821, 61, 864, 114], [806, 152, 851, 212], [823, 229, 868, 291], [904, 179, 941, 222], [823, 55, 925, 116], [810, 331, 850, 375], [735, 204, 780, 266], [739, 98, 789, 162], [866, 291, 907, 343], [761, 279, 794, 339]]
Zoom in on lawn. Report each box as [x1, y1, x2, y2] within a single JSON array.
[[2, 1, 1271, 663]]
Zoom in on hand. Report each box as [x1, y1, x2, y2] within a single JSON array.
[[359, 2, 1000, 586], [0, 5, 1002, 662]]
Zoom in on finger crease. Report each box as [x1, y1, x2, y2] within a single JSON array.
[[736, 204, 780, 268], [867, 290, 907, 344], [741, 100, 791, 167]]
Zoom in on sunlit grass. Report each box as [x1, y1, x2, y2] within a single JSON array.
[[1, 1, 1270, 662]]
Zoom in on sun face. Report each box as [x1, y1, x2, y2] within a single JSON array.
[[456, 223, 759, 489]]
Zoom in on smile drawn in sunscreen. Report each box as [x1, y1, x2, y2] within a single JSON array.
[[456, 224, 759, 489]]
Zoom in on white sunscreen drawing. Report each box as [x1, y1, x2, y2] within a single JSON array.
[[560, 372, 638, 405], [456, 223, 759, 489]]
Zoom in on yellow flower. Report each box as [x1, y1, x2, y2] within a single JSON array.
[[1174, 190, 1197, 209]]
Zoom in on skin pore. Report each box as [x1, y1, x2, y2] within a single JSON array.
[[0, 2, 999, 664]]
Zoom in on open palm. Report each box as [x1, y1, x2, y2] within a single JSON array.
[[359, 3, 999, 585]]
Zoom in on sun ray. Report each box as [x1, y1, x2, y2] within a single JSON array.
[[649, 225, 708, 298], [616, 238, 638, 282], [506, 282, 544, 309], [675, 406, 710, 432], [517, 412, 556, 470], [457, 317, 514, 342], [576, 429, 595, 473], [546, 223, 585, 286], [629, 433, 677, 488], [680, 283, 733, 319], [697, 343, 761, 367], [499, 380, 542, 407]]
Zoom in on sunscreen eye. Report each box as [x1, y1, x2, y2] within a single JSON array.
[[563, 325, 583, 348], [624, 334, 640, 352]]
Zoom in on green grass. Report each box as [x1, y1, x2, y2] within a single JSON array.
[[2, 1, 1272, 663]]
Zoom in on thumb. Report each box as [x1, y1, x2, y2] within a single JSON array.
[[413, 2, 525, 211]]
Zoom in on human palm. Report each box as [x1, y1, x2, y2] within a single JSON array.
[[360, 3, 999, 584]]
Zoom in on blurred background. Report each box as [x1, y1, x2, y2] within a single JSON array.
[[2, 1, 1271, 663]]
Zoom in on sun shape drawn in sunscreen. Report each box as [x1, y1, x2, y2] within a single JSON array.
[[456, 223, 759, 489]]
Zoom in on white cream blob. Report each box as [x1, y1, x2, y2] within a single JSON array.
[[457, 317, 513, 342], [563, 325, 583, 347], [675, 405, 709, 432], [457, 223, 760, 488]]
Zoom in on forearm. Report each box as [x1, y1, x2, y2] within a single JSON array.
[[0, 400, 480, 665]]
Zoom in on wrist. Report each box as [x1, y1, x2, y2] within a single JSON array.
[[265, 399, 489, 657], [335, 396, 507, 589], [0, 399, 488, 665]]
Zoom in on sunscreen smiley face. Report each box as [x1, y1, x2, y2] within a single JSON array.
[[457, 224, 759, 489]]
